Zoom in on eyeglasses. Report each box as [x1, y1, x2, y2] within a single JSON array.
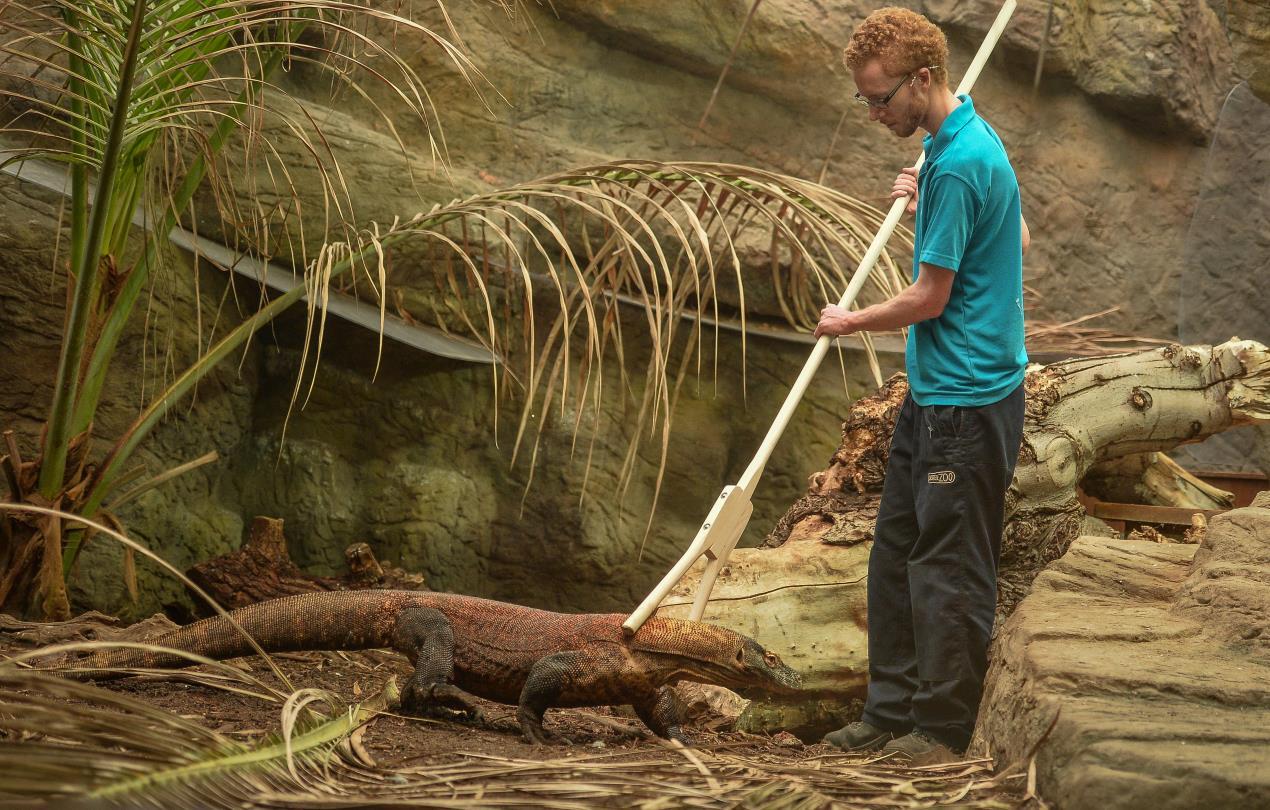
[[853, 66, 938, 110]]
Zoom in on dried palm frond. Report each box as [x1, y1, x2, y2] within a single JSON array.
[[0, 662, 1024, 809], [0, 668, 397, 806], [294, 160, 913, 539], [1022, 287, 1172, 357], [1, 616, 1024, 809]]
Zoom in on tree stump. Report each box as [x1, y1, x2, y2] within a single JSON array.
[[185, 517, 426, 615]]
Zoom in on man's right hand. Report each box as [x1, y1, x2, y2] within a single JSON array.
[[892, 166, 919, 216], [814, 304, 858, 338]]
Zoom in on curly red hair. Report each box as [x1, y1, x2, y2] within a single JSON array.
[[844, 7, 949, 86]]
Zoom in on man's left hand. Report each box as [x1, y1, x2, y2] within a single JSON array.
[[815, 305, 857, 338]]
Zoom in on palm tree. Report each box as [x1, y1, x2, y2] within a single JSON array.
[[0, 0, 911, 620]]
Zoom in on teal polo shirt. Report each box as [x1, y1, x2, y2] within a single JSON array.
[[908, 95, 1027, 406]]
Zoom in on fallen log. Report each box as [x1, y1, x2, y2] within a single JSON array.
[[656, 339, 1270, 732]]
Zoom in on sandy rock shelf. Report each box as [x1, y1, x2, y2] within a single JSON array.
[[974, 494, 1270, 810]]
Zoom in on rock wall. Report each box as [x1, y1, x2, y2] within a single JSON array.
[[2, 0, 1264, 617], [225, 306, 884, 612], [0, 153, 887, 618]]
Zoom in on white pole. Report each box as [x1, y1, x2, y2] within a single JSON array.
[[624, 0, 1019, 634]]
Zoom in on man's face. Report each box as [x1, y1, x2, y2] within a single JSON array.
[[852, 59, 926, 138]]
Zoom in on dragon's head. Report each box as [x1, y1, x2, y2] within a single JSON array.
[[632, 619, 803, 695], [725, 635, 804, 697]]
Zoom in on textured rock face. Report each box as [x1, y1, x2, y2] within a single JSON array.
[[1175, 490, 1270, 650], [1175, 69, 1270, 477], [1228, 0, 1270, 97], [1, 0, 1263, 618], [927, 0, 1231, 141], [228, 308, 881, 612], [973, 496, 1270, 809]]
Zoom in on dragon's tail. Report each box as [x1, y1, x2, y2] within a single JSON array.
[[68, 590, 419, 680]]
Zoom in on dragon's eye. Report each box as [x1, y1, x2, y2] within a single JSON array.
[[764, 652, 780, 667]]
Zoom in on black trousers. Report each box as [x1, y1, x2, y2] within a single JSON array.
[[860, 383, 1025, 751]]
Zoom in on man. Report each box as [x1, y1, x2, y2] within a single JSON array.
[[816, 7, 1028, 765]]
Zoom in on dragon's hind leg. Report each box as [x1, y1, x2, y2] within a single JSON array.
[[391, 607, 482, 720]]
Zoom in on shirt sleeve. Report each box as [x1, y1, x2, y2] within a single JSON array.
[[918, 174, 981, 273]]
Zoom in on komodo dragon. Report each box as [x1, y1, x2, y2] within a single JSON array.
[[69, 590, 802, 743]]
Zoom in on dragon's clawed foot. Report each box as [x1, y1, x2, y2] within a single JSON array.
[[516, 707, 562, 746], [666, 726, 693, 746], [400, 678, 483, 723]]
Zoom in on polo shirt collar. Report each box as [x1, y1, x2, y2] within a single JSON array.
[[921, 94, 975, 161]]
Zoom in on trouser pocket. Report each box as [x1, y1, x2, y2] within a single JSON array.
[[909, 561, 967, 681]]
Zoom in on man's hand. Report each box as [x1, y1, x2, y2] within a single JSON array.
[[892, 166, 918, 216], [815, 305, 858, 338]]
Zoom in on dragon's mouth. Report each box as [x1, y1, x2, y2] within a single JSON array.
[[727, 669, 803, 698]]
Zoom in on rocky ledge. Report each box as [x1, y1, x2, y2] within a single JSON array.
[[973, 492, 1270, 809]]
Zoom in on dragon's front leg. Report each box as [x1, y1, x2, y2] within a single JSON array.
[[633, 686, 691, 744], [517, 651, 589, 744]]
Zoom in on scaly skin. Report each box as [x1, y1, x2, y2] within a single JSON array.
[[71, 590, 802, 743]]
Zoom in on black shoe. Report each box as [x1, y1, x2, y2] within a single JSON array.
[[822, 721, 895, 752], [881, 730, 961, 766]]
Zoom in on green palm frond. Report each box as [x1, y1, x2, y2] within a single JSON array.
[[0, 0, 493, 502], [0, 1, 506, 616]]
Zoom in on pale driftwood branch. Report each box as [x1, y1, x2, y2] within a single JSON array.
[[1014, 340, 1270, 511], [1003, 339, 1269, 607], [1083, 452, 1234, 509]]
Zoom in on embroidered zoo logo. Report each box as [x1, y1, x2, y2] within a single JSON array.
[[927, 470, 956, 484]]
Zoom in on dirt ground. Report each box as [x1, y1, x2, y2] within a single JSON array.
[[0, 615, 1038, 808]]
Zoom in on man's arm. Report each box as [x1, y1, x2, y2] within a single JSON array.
[[1021, 215, 1031, 256], [814, 263, 955, 337]]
